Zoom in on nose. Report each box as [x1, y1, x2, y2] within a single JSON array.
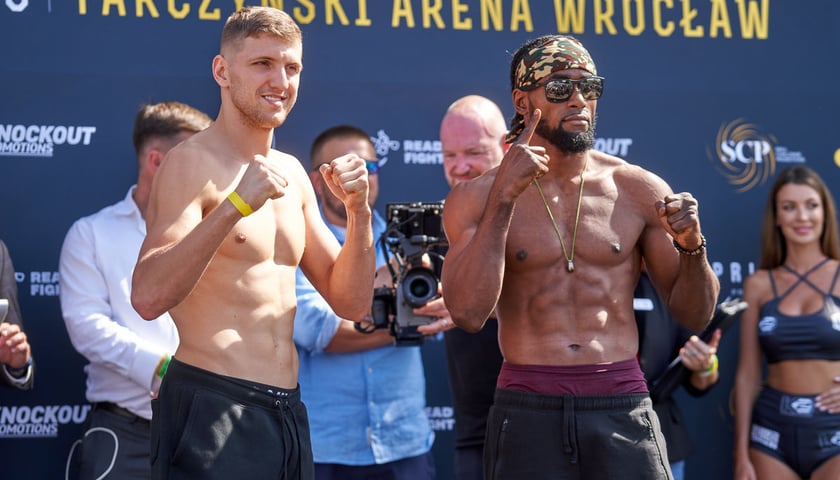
[[795, 206, 809, 220], [448, 156, 474, 177], [269, 67, 291, 89], [453, 156, 470, 172], [566, 84, 587, 106]]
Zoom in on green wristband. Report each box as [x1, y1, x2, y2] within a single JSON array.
[[699, 354, 719, 377], [157, 355, 172, 378]]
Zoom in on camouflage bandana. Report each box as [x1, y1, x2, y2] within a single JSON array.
[[506, 36, 597, 143]]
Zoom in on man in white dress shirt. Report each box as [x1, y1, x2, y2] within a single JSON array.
[[59, 101, 211, 479]]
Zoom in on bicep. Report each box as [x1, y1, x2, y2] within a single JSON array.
[[441, 189, 479, 262], [141, 158, 206, 257], [297, 192, 342, 297], [300, 228, 342, 289], [636, 173, 681, 301], [639, 230, 679, 296]]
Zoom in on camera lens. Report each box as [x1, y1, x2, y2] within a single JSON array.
[[401, 268, 438, 307], [409, 278, 431, 298]]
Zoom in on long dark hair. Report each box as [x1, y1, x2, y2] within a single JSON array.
[[759, 165, 840, 269]]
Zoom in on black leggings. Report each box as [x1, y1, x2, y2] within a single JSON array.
[[151, 358, 313, 480], [484, 388, 672, 480]]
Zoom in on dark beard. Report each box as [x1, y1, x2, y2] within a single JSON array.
[[536, 115, 597, 154]]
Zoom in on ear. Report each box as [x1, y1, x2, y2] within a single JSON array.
[[212, 54, 229, 87], [512, 89, 530, 116], [309, 170, 326, 196], [144, 148, 165, 173]]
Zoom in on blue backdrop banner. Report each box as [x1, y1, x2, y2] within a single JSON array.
[[1, 1, 839, 478]]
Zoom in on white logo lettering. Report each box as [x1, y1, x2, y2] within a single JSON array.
[[758, 316, 777, 334], [0, 405, 91, 438], [5, 0, 28, 13], [0, 124, 97, 157], [750, 424, 780, 450], [426, 405, 454, 431], [594, 138, 633, 157]]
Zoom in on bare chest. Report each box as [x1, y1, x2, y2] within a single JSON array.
[[218, 192, 306, 268], [505, 185, 643, 272]]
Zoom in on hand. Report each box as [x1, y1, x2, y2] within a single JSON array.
[[655, 192, 703, 250], [415, 297, 456, 335], [0, 322, 32, 370], [817, 377, 840, 414], [733, 457, 758, 480], [234, 154, 289, 210], [496, 109, 550, 199], [679, 328, 720, 373], [373, 264, 394, 289], [150, 375, 162, 399], [319, 154, 369, 213]]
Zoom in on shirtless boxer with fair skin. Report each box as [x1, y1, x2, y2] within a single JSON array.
[[130, 8, 375, 478]]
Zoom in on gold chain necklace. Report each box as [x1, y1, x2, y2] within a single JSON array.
[[533, 156, 588, 273]]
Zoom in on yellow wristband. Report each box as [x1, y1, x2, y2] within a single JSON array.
[[227, 191, 254, 217], [699, 354, 719, 377]]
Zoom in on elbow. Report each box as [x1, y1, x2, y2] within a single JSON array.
[[130, 267, 171, 320], [130, 289, 166, 321], [457, 323, 483, 334], [699, 301, 720, 331], [450, 312, 485, 333], [442, 294, 488, 332], [690, 314, 714, 333], [673, 300, 717, 333], [332, 302, 369, 324], [682, 318, 711, 334], [335, 307, 368, 323]]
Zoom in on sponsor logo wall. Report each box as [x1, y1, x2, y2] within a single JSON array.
[[1, 1, 838, 478]]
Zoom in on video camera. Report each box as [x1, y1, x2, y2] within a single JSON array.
[[365, 202, 447, 346]]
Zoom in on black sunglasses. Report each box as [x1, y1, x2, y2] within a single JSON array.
[[526, 76, 605, 103]]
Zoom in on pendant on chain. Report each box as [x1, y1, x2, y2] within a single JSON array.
[[533, 156, 589, 275]]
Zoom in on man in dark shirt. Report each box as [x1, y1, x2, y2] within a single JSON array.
[[635, 270, 722, 480], [416, 95, 508, 480], [0, 239, 34, 390]]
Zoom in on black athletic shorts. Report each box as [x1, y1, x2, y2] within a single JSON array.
[[151, 358, 313, 480], [484, 388, 672, 480]]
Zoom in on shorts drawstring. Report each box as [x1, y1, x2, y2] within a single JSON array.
[[562, 396, 578, 464]]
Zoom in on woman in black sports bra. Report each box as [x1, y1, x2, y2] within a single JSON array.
[[734, 165, 840, 480]]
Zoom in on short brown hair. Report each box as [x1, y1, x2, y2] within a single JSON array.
[[220, 7, 302, 53], [309, 125, 373, 171], [132, 101, 212, 155]]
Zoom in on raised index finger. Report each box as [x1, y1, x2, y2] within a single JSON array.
[[516, 109, 542, 145]]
